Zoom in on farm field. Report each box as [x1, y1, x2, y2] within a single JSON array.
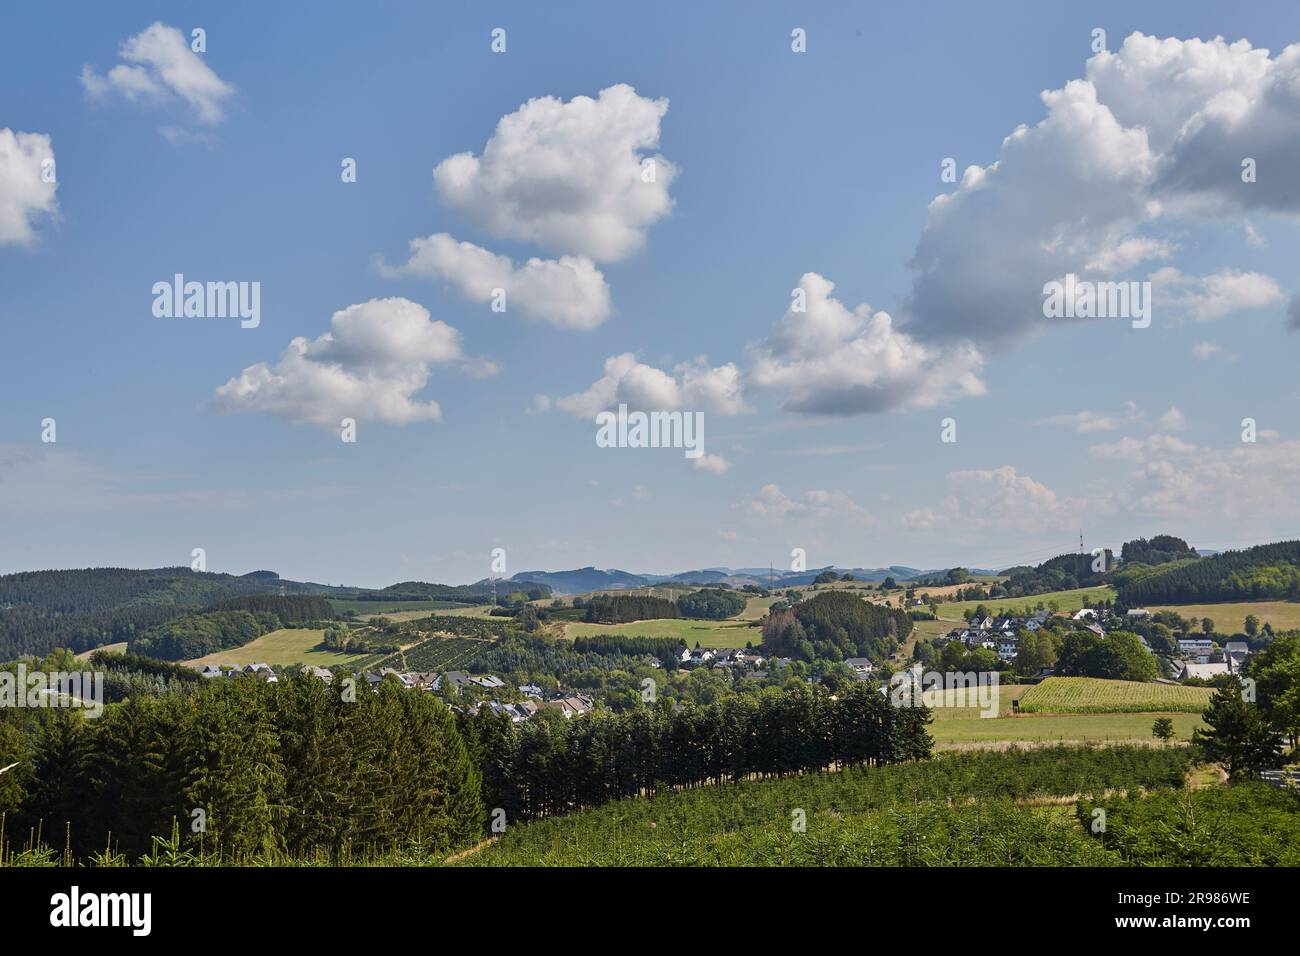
[[1017, 677, 1214, 714], [738, 594, 779, 620], [433, 604, 500, 618], [931, 712, 1205, 747], [1148, 599, 1300, 634], [562, 617, 759, 648], [924, 679, 1208, 747], [372, 636, 489, 672], [185, 628, 371, 668], [935, 586, 1115, 620]]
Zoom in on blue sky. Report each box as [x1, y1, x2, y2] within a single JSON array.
[[3, 1, 1300, 586]]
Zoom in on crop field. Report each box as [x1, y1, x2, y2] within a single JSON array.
[[1148, 599, 1300, 634], [1017, 677, 1214, 714], [372, 636, 489, 672], [185, 628, 371, 667], [562, 617, 759, 648], [935, 586, 1115, 620]]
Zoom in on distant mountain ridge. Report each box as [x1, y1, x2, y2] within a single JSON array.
[[501, 564, 999, 594]]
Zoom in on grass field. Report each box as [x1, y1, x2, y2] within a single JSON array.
[[1148, 599, 1300, 634], [76, 642, 127, 660], [932, 712, 1205, 747], [923, 679, 1208, 747], [1018, 677, 1214, 714], [562, 617, 760, 648], [935, 586, 1115, 621], [185, 628, 371, 667]]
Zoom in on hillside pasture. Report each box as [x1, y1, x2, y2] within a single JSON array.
[[1147, 599, 1300, 635], [185, 628, 371, 668], [562, 617, 759, 648], [935, 586, 1115, 621]]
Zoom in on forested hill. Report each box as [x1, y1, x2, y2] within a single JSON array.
[[0, 566, 505, 661], [1115, 540, 1300, 605]]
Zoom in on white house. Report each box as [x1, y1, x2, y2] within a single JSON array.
[[844, 657, 875, 680]]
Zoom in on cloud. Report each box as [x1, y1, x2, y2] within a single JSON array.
[[1149, 267, 1282, 321], [1034, 401, 1140, 433], [555, 352, 746, 419], [1192, 341, 1228, 360], [900, 33, 1300, 350], [1087, 432, 1300, 519], [1159, 406, 1187, 431], [1288, 294, 1300, 332], [381, 232, 611, 329], [433, 84, 675, 261], [81, 22, 235, 126], [525, 394, 551, 415], [214, 297, 476, 426], [692, 453, 730, 476], [742, 484, 872, 523], [901, 466, 1078, 533], [747, 273, 986, 415], [0, 129, 58, 246]]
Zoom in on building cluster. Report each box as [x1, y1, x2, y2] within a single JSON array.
[[1169, 638, 1250, 680], [938, 610, 1053, 661]]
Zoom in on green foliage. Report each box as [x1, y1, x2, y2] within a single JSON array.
[[1116, 540, 1300, 604], [584, 595, 680, 624], [458, 682, 932, 825], [765, 590, 911, 663], [1120, 535, 1199, 567], [4, 674, 483, 864], [1193, 678, 1282, 781], [461, 745, 1193, 866], [1056, 630, 1158, 682], [675, 588, 746, 620], [1079, 783, 1300, 866]]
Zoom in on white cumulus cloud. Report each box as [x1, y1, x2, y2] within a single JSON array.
[[81, 22, 235, 126], [381, 233, 611, 330], [0, 129, 57, 245], [214, 297, 477, 426], [555, 352, 746, 420], [433, 84, 675, 261], [747, 272, 986, 415]]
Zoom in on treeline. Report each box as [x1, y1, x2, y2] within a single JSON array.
[[764, 590, 910, 663], [584, 594, 680, 624], [676, 588, 747, 620], [457, 682, 933, 824], [0, 567, 268, 616], [999, 552, 1112, 598], [0, 674, 482, 862], [376, 581, 550, 602], [126, 596, 336, 661], [1120, 535, 1199, 566], [572, 634, 685, 661], [1116, 540, 1300, 604], [0, 567, 316, 661], [0, 604, 187, 661]]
